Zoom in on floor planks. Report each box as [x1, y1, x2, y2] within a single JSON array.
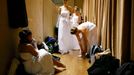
[[54, 50, 91, 75]]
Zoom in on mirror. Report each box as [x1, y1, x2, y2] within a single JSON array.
[[51, 0, 63, 6]]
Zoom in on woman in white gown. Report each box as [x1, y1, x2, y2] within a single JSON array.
[[71, 6, 82, 27], [70, 6, 82, 50], [57, 0, 74, 54], [18, 29, 66, 75]]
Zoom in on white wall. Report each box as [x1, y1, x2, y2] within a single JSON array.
[[25, 0, 58, 41], [26, 0, 44, 42], [43, 0, 58, 38]]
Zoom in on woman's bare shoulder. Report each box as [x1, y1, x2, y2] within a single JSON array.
[[67, 6, 73, 13], [25, 44, 35, 50], [19, 43, 33, 48]]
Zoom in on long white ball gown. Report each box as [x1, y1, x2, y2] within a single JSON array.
[[58, 6, 74, 54], [20, 49, 54, 75]]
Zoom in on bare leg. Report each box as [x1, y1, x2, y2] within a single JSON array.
[[53, 59, 66, 68], [53, 59, 66, 74], [54, 67, 62, 74]]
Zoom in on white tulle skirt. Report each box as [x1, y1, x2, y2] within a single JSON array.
[[20, 49, 54, 75]]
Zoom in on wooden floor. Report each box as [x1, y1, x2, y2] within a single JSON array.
[[53, 50, 91, 75]]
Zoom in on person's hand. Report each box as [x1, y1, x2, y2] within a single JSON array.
[[35, 54, 40, 62], [32, 55, 39, 62]]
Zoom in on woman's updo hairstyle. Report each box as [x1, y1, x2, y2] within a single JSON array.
[[19, 29, 32, 43]]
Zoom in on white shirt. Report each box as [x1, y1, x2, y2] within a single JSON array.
[[77, 21, 96, 31]]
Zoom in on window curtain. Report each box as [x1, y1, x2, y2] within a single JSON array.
[[83, 0, 132, 63]]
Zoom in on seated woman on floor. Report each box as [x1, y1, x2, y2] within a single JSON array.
[[18, 29, 66, 75]]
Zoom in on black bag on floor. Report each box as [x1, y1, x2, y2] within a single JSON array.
[[86, 45, 102, 58], [87, 55, 119, 75], [115, 62, 134, 75]]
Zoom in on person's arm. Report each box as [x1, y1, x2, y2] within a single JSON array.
[[67, 6, 73, 14], [77, 13, 82, 24], [42, 42, 49, 51], [25, 44, 38, 57], [31, 39, 38, 51]]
